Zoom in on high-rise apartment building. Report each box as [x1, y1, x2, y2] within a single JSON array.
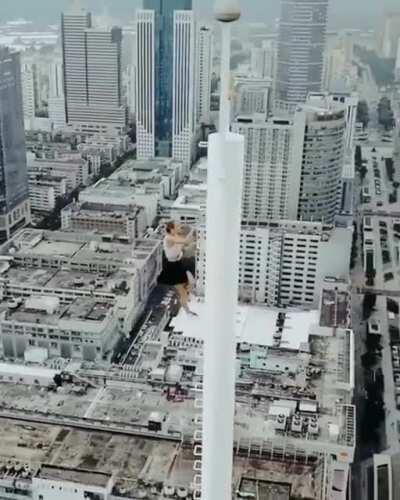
[[124, 64, 136, 119], [275, 0, 329, 111], [250, 40, 275, 79], [297, 97, 346, 224], [233, 95, 346, 225], [328, 92, 358, 152], [196, 25, 213, 124], [0, 48, 31, 242], [48, 58, 66, 130], [61, 8, 126, 135], [197, 220, 352, 307], [21, 60, 37, 129], [323, 47, 346, 92], [233, 76, 271, 118], [382, 12, 400, 58], [232, 115, 302, 223]]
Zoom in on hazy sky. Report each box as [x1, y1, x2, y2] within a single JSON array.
[[0, 0, 398, 28]]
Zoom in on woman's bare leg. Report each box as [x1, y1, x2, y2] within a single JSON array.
[[185, 279, 192, 301], [176, 284, 197, 315], [176, 284, 188, 308]]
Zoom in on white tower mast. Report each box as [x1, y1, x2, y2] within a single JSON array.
[[201, 1, 243, 499]]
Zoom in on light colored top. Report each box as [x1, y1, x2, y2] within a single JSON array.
[[163, 236, 183, 262]]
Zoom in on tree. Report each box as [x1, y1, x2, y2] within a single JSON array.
[[357, 100, 369, 129], [386, 157, 395, 181], [389, 325, 400, 342], [359, 165, 368, 181], [355, 145, 362, 168], [350, 222, 358, 269], [53, 374, 63, 387], [355, 45, 395, 86], [387, 299, 399, 314], [378, 97, 395, 130], [363, 292, 377, 320], [389, 190, 398, 203]]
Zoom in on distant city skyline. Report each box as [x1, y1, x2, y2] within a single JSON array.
[[0, 0, 399, 29]]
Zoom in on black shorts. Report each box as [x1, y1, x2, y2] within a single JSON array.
[[158, 255, 195, 286]]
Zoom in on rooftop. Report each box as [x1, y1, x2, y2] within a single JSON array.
[[36, 464, 111, 488], [2, 229, 160, 267], [80, 178, 141, 202], [115, 157, 183, 174], [171, 184, 207, 212], [0, 264, 133, 297], [65, 201, 144, 220], [3, 297, 113, 327], [170, 301, 319, 351], [28, 155, 83, 167]]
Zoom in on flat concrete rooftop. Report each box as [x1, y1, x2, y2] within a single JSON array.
[[3, 229, 159, 265], [0, 266, 133, 296], [170, 301, 319, 351], [4, 297, 112, 326]]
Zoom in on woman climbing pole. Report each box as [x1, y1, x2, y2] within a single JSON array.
[[158, 220, 197, 316]]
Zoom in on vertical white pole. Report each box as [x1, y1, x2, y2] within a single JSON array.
[[201, 11, 244, 500], [219, 24, 231, 135]]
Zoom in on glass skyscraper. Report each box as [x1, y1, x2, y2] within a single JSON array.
[[275, 0, 329, 112], [143, 0, 192, 157], [0, 47, 30, 242]]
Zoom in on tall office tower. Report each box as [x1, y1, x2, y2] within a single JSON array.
[[196, 25, 212, 124], [250, 40, 275, 79], [172, 11, 195, 169], [136, 0, 193, 164], [232, 115, 302, 223], [296, 97, 346, 224], [275, 0, 329, 112], [0, 48, 30, 242], [136, 10, 156, 158], [61, 8, 126, 135], [48, 58, 66, 130]]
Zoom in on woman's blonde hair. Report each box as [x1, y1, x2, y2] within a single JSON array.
[[165, 221, 175, 234]]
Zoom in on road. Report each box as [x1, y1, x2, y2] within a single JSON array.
[[351, 66, 400, 496]]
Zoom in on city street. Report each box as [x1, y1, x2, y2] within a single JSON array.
[[351, 64, 400, 496]]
